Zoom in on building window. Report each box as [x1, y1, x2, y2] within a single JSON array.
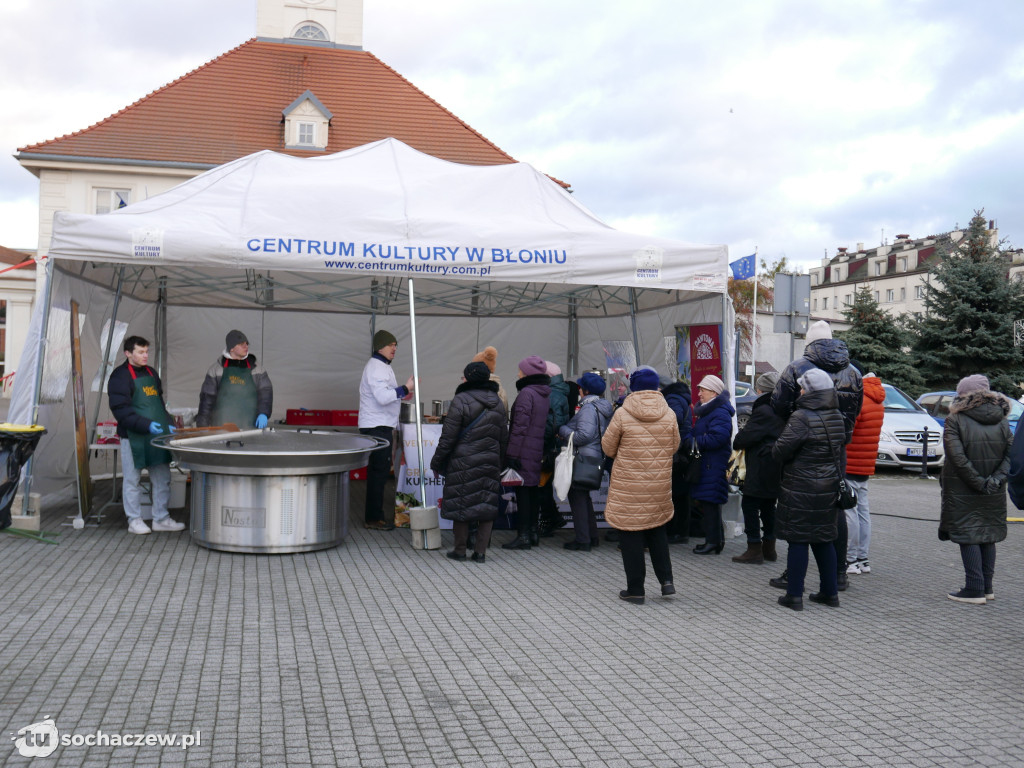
[[811, 273, 819, 286], [886, 289, 895, 302], [844, 294, 851, 305], [900, 287, 906, 301], [915, 285, 924, 299], [297, 122, 315, 145], [874, 262, 882, 276], [823, 297, 829, 310], [899, 257, 907, 272], [813, 298, 817, 310], [292, 22, 329, 41], [833, 267, 842, 282], [874, 291, 880, 303], [95, 188, 131, 214]]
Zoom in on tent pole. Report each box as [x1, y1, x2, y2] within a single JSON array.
[[155, 277, 167, 379], [407, 278, 426, 508], [628, 288, 642, 366], [20, 257, 56, 513], [567, 295, 578, 378], [89, 266, 125, 444], [722, 291, 733, 398]]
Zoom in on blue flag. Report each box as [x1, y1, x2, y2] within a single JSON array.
[[729, 253, 756, 280]]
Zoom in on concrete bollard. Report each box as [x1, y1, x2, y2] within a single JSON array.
[[408, 506, 441, 549]]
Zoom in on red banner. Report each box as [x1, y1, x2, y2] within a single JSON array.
[[684, 324, 722, 405]]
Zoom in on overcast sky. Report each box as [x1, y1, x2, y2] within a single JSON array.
[[2, 0, 1022, 272]]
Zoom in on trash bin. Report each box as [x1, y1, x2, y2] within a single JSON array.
[[0, 424, 47, 530]]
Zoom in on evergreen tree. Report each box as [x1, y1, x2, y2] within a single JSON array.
[[836, 287, 925, 394], [912, 211, 1024, 397]]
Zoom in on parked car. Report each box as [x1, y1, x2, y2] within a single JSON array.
[[917, 390, 1021, 434], [878, 384, 944, 470]]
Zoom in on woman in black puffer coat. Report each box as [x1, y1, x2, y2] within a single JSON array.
[[939, 375, 1013, 604], [731, 371, 786, 564], [771, 368, 845, 611], [431, 362, 509, 562]]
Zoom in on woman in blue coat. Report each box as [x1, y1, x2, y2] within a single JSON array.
[[691, 375, 735, 555]]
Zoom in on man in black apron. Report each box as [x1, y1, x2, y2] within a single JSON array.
[[196, 330, 274, 429], [107, 335, 185, 534]]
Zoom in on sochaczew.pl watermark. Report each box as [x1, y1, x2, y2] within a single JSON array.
[[11, 718, 200, 757]]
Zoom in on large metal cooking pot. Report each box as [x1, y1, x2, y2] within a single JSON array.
[[154, 429, 386, 554]]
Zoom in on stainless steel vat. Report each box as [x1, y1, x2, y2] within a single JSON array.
[[154, 429, 386, 553]]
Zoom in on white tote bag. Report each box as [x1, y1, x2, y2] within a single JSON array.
[[553, 432, 574, 502]]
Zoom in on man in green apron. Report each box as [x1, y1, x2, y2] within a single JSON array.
[[196, 330, 273, 429], [107, 335, 185, 535]]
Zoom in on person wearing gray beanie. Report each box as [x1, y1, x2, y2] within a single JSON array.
[[771, 361, 847, 610], [770, 320, 862, 594], [731, 370, 787, 564], [196, 330, 273, 430], [941, 372, 1012, 604], [955, 374, 990, 396]]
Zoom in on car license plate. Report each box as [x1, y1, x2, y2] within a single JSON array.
[[906, 447, 935, 457]]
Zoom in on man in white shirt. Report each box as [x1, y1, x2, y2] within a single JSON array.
[[358, 330, 415, 530]]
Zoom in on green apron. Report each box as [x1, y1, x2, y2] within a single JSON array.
[[210, 361, 259, 428], [127, 365, 173, 469]]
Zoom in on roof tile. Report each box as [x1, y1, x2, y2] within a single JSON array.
[[19, 40, 519, 169]]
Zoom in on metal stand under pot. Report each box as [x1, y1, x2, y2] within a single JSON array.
[[154, 429, 386, 554]]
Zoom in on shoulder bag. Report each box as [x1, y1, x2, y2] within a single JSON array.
[[553, 432, 574, 501], [570, 403, 607, 491], [815, 413, 857, 510], [684, 437, 702, 485]]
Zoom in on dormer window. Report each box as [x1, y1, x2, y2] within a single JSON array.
[[282, 89, 332, 151], [292, 22, 329, 41]]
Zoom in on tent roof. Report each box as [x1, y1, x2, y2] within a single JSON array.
[[48, 139, 728, 317]]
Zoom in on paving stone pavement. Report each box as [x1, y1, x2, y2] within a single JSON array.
[[2, 472, 1023, 767]]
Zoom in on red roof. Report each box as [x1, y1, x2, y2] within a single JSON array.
[[18, 40, 520, 170]]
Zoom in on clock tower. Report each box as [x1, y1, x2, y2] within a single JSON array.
[[256, 0, 363, 49]]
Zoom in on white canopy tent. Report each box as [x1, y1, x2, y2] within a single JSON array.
[[11, 138, 733, 498]]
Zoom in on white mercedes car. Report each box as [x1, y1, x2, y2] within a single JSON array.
[[876, 383, 945, 470]]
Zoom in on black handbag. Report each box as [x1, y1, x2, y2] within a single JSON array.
[[570, 401, 609, 491], [684, 437, 702, 485], [571, 453, 604, 490], [815, 414, 858, 510]]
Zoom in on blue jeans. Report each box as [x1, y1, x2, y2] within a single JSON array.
[[844, 476, 870, 561]]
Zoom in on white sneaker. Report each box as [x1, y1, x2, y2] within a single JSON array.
[[845, 561, 861, 574], [128, 518, 151, 535], [985, 592, 994, 601], [151, 517, 185, 532], [858, 559, 871, 574]]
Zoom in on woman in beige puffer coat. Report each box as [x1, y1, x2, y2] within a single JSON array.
[[601, 366, 680, 604]]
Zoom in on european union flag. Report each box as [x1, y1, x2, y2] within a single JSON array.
[[729, 253, 756, 280]]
